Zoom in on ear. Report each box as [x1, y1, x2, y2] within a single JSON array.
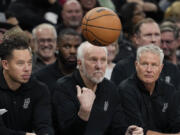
[[1, 60, 9, 70], [77, 59, 82, 67], [132, 34, 139, 47]]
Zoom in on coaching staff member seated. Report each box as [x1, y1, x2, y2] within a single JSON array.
[[0, 37, 54, 135], [52, 41, 143, 135], [119, 44, 180, 135]]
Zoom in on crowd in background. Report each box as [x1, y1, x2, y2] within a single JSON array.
[[1, 0, 180, 135]]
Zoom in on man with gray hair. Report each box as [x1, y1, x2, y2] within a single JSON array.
[[160, 21, 179, 65], [118, 44, 180, 135], [111, 18, 180, 91], [52, 41, 143, 135], [32, 23, 57, 72]]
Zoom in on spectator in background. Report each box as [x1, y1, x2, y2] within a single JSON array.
[[160, 21, 179, 65], [32, 23, 57, 72], [105, 41, 119, 80], [112, 0, 164, 23], [164, 1, 180, 20], [119, 2, 145, 41], [7, 0, 61, 32], [0, 37, 54, 135], [159, 0, 174, 12], [113, 2, 145, 63], [97, 0, 116, 11], [111, 18, 180, 91], [5, 10, 19, 26], [0, 22, 14, 44], [78, 0, 100, 16], [57, 0, 83, 34], [34, 28, 82, 93]]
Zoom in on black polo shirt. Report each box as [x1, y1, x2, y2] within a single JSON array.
[[111, 55, 180, 90], [52, 69, 127, 135], [118, 73, 180, 134]]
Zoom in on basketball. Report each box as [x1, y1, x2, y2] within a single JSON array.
[[81, 7, 122, 46]]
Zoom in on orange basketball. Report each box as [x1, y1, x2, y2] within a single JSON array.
[[81, 7, 122, 46]]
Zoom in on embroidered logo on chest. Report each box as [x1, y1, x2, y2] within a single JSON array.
[[162, 103, 168, 112], [23, 98, 30, 109], [165, 76, 171, 84], [104, 101, 109, 111]]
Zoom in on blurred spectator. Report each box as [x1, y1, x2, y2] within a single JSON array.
[[0, 0, 15, 23], [113, 0, 164, 23], [111, 18, 180, 91], [0, 0, 15, 12], [58, 0, 67, 5], [113, 2, 145, 63], [160, 20, 179, 65], [112, 0, 126, 13], [32, 23, 57, 72], [119, 2, 145, 40], [164, 1, 180, 20], [3, 26, 29, 41], [34, 28, 82, 94], [159, 0, 174, 12], [7, 0, 61, 31], [78, 0, 100, 15], [5, 10, 19, 26], [57, 0, 83, 34], [97, 0, 116, 11], [105, 41, 119, 79], [0, 22, 14, 44]]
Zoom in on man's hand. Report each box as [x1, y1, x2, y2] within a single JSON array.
[[76, 85, 96, 121], [126, 125, 143, 135]]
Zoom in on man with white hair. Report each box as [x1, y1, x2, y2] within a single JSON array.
[[52, 41, 143, 135], [118, 44, 180, 135], [32, 23, 57, 72]]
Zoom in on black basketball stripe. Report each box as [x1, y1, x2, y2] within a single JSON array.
[[82, 29, 112, 44], [86, 14, 117, 21], [81, 23, 121, 31]]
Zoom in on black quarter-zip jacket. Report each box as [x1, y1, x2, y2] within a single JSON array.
[[111, 54, 180, 91], [118, 73, 180, 134], [0, 68, 54, 135], [52, 69, 128, 135]]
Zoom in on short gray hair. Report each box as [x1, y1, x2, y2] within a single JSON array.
[[77, 41, 107, 61], [32, 23, 57, 39], [136, 44, 164, 64]]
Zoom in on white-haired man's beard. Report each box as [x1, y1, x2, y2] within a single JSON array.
[[81, 62, 105, 84]]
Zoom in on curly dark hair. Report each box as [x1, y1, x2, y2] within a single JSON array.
[[0, 37, 30, 60]]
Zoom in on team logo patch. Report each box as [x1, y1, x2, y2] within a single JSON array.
[[162, 103, 168, 112], [23, 98, 30, 109], [104, 101, 109, 111]]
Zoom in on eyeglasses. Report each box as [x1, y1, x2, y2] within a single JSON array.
[[37, 38, 56, 44], [161, 40, 174, 45]]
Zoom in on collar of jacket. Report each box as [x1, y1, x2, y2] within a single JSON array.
[[133, 73, 161, 97]]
